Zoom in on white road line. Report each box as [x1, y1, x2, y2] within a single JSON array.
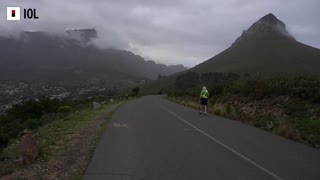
[[160, 105, 284, 180]]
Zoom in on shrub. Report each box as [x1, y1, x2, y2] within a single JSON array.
[[7, 97, 62, 120], [251, 117, 270, 129], [26, 118, 43, 130], [0, 167, 14, 176], [299, 119, 320, 145], [212, 103, 227, 116], [273, 123, 300, 141], [213, 108, 222, 116], [131, 87, 140, 96], [169, 73, 320, 146], [58, 106, 72, 113], [1, 98, 74, 149], [226, 104, 232, 113], [284, 100, 309, 118], [175, 71, 199, 89]]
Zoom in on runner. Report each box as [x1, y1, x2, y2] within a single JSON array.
[[199, 86, 209, 115]]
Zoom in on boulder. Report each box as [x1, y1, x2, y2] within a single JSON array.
[[18, 131, 38, 165], [92, 102, 101, 109]]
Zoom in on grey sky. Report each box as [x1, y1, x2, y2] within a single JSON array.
[[1, 0, 319, 67]]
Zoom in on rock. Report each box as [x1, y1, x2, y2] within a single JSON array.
[[92, 102, 101, 109], [18, 131, 38, 165], [18, 129, 28, 137], [233, 13, 295, 45], [266, 121, 274, 129], [285, 97, 290, 102]]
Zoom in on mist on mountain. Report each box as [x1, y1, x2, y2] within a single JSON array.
[[0, 29, 187, 86]]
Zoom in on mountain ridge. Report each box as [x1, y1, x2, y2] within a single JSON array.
[[191, 13, 320, 75], [0, 31, 187, 86]]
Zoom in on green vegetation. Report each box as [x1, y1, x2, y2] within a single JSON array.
[[0, 97, 92, 150], [167, 72, 320, 147], [190, 14, 320, 76], [140, 76, 176, 95], [131, 87, 140, 96], [0, 95, 127, 150], [0, 96, 122, 179]]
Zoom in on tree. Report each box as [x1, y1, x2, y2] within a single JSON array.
[[175, 72, 199, 88], [131, 87, 140, 96]]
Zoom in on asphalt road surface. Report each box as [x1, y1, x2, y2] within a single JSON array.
[[83, 96, 320, 180]]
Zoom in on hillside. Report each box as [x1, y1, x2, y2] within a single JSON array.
[[191, 13, 320, 75], [0, 97, 123, 179], [0, 30, 186, 86]]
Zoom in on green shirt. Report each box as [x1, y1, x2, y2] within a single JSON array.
[[200, 89, 209, 99]]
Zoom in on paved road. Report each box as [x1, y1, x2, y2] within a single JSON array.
[[83, 96, 320, 180]]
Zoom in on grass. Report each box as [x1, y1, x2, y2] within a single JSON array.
[[167, 95, 320, 148], [78, 105, 121, 178], [273, 123, 300, 141], [168, 96, 238, 120], [0, 102, 121, 179], [299, 118, 320, 145]]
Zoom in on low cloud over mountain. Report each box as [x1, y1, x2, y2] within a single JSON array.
[[0, 30, 187, 86], [1, 0, 319, 67]]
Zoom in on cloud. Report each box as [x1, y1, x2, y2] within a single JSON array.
[[1, 0, 319, 67]]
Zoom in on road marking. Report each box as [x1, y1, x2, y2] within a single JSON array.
[[183, 128, 196, 131], [160, 105, 284, 180], [110, 123, 129, 128]]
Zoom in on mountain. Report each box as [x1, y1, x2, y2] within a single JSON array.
[[66, 28, 97, 43], [191, 13, 320, 75], [0, 30, 187, 87]]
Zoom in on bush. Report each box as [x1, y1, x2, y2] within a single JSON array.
[[0, 98, 73, 149], [0, 167, 14, 176], [131, 87, 140, 96], [173, 73, 320, 103], [169, 73, 320, 147], [273, 123, 300, 141], [212, 103, 227, 116], [251, 117, 271, 129], [7, 97, 62, 120], [175, 72, 199, 89], [284, 100, 309, 118], [58, 106, 72, 113], [26, 118, 43, 130], [299, 119, 320, 145]]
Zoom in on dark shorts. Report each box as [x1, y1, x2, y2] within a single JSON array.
[[200, 98, 208, 105]]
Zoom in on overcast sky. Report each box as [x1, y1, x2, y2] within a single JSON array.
[[1, 0, 319, 67]]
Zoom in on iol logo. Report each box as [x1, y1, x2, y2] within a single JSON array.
[[7, 7, 20, 20], [7, 7, 39, 21]]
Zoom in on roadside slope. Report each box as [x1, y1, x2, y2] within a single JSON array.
[[1, 103, 121, 180]]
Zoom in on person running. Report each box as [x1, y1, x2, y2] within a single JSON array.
[[199, 86, 209, 115]]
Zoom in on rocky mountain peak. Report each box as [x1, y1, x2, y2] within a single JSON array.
[[233, 13, 295, 45], [248, 13, 286, 33], [258, 13, 280, 25]]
